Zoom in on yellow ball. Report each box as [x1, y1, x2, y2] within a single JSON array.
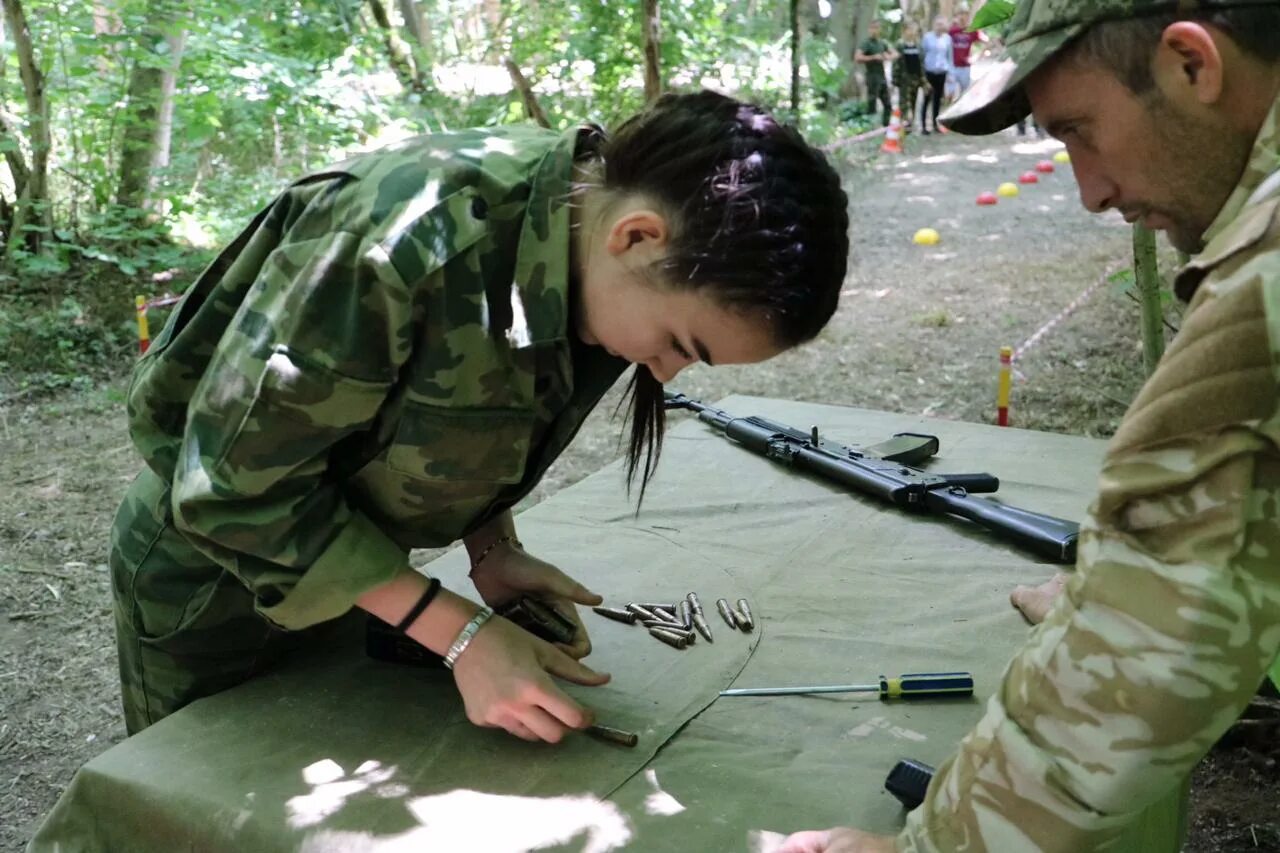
[[997, 182, 1020, 198], [1053, 150, 1071, 164], [912, 228, 941, 246]]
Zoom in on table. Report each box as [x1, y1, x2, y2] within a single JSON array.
[[28, 396, 1182, 852]]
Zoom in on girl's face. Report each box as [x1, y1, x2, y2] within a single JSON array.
[[933, 17, 947, 34], [574, 206, 783, 384], [905, 23, 919, 39]]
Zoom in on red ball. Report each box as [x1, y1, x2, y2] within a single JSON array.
[[1018, 171, 1040, 184], [976, 191, 998, 206], [1035, 160, 1056, 173]]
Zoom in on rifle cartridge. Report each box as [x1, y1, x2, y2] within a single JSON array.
[[649, 627, 689, 649], [687, 592, 705, 617], [677, 600, 693, 630], [626, 604, 661, 622], [585, 724, 639, 748], [715, 598, 739, 629], [636, 603, 678, 613], [735, 599, 756, 631], [593, 606, 637, 625], [644, 623, 695, 642], [692, 613, 714, 643]]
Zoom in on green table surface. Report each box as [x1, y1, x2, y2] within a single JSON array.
[[30, 396, 1123, 852]]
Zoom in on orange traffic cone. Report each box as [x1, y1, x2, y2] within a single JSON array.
[[881, 108, 904, 154]]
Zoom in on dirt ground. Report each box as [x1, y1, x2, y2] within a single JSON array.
[[3, 128, 1277, 851]]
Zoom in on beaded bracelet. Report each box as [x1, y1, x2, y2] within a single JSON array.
[[444, 606, 494, 670], [469, 535, 522, 574]]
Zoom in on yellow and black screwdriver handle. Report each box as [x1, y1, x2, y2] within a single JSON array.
[[879, 672, 975, 700]]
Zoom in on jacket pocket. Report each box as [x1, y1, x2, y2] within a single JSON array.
[[387, 402, 533, 487]]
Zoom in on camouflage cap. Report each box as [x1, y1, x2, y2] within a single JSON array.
[[941, 0, 1280, 135]]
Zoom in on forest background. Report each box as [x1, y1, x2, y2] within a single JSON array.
[[0, 0, 948, 387]]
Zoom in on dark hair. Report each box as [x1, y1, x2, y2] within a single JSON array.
[[1069, 8, 1280, 94], [593, 90, 850, 502]]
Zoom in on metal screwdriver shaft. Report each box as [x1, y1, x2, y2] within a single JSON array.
[[719, 672, 974, 700]]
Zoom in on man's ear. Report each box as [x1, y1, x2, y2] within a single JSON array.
[[605, 209, 669, 257], [1157, 22, 1224, 105]]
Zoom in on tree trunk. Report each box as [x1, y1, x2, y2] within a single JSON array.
[[0, 111, 31, 198], [502, 58, 550, 128], [1133, 224, 1166, 376], [396, 0, 434, 81], [789, 0, 801, 114], [145, 27, 187, 212], [642, 0, 661, 103], [366, 0, 428, 96], [1, 0, 50, 261], [117, 0, 185, 209]]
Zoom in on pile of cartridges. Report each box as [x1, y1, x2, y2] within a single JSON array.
[[592, 593, 755, 650]]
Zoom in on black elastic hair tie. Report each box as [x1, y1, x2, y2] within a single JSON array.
[[396, 577, 442, 633]]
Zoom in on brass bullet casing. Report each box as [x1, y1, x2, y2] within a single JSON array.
[[649, 627, 689, 649], [593, 606, 637, 625], [626, 604, 661, 622], [736, 598, 755, 631], [644, 623, 696, 642], [636, 603, 678, 614], [686, 592, 704, 618], [642, 618, 689, 632], [715, 598, 739, 629], [585, 724, 639, 748], [677, 600, 693, 630], [692, 613, 714, 643], [651, 606, 679, 623]]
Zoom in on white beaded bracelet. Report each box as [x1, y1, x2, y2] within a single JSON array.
[[444, 606, 494, 670]]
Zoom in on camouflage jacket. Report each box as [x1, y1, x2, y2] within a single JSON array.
[[126, 125, 627, 631], [899, 95, 1280, 851]]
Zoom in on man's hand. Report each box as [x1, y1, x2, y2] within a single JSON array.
[[1010, 571, 1070, 625], [776, 828, 896, 853], [470, 543, 603, 659], [450, 614, 610, 742]]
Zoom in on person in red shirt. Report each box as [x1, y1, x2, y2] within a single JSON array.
[[948, 11, 980, 94]]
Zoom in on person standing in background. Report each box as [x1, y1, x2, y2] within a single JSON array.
[[921, 16, 953, 134], [948, 10, 981, 95], [856, 19, 899, 127], [894, 21, 926, 132]]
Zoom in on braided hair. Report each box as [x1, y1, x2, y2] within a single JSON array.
[[593, 90, 850, 501]]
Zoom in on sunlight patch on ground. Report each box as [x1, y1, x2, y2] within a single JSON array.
[[966, 152, 1000, 164], [920, 154, 959, 165], [642, 769, 685, 817]]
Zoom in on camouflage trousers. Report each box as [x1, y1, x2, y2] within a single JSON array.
[[110, 468, 357, 734]]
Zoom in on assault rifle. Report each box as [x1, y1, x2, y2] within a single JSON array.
[[665, 393, 1079, 564]]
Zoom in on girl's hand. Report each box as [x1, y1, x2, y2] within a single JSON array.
[[470, 544, 603, 659], [776, 828, 896, 853], [449, 613, 610, 742]]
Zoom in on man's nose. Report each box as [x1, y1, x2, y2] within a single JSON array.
[[1072, 152, 1117, 214]]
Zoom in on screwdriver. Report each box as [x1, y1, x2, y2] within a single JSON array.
[[718, 671, 974, 699]]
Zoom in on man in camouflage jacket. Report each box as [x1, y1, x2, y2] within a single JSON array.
[[112, 123, 626, 733], [781, 2, 1280, 851]]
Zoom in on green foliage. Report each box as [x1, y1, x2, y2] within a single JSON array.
[[0, 295, 132, 395], [2, 0, 871, 389], [971, 0, 1017, 32]]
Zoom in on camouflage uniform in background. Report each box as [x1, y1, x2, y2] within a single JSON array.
[[893, 39, 926, 130], [111, 125, 627, 734], [900, 42, 1280, 853]]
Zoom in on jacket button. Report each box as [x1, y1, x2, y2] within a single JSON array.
[[471, 196, 489, 220]]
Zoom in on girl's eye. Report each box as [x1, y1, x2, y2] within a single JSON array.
[[672, 338, 692, 360]]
